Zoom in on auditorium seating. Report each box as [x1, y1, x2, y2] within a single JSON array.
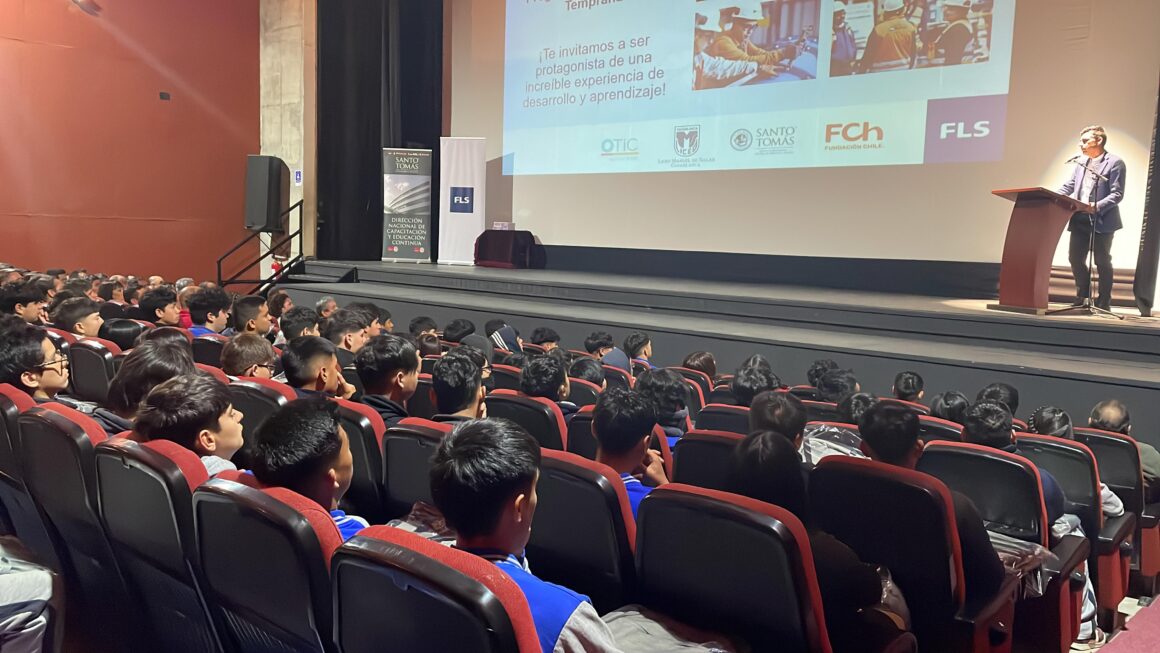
[[803, 400, 841, 423], [68, 337, 121, 403], [669, 366, 712, 402], [633, 484, 838, 652], [918, 415, 965, 442], [193, 478, 341, 652], [491, 364, 522, 391], [0, 384, 61, 570], [679, 378, 706, 421], [191, 334, 228, 367], [195, 363, 231, 384], [405, 373, 436, 420], [94, 438, 227, 653], [810, 457, 1018, 652], [381, 418, 451, 519], [789, 385, 822, 401], [706, 385, 738, 405], [602, 365, 633, 390], [484, 390, 568, 451], [331, 526, 540, 653], [334, 398, 388, 523], [671, 430, 744, 491], [565, 405, 599, 459], [695, 403, 749, 434], [420, 355, 440, 375], [525, 450, 636, 613], [227, 376, 295, 441], [877, 398, 931, 415], [566, 376, 601, 407]]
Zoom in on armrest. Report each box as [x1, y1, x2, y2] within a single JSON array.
[[1098, 513, 1136, 555], [955, 573, 1018, 647], [1141, 502, 1160, 529], [1046, 534, 1090, 583]]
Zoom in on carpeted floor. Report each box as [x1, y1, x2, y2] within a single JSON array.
[[1102, 601, 1160, 652]]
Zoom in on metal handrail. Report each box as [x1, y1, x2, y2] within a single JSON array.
[[217, 200, 305, 295]]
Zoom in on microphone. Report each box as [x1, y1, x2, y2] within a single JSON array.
[[1065, 155, 1082, 163]]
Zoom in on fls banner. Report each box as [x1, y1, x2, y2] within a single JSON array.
[[382, 148, 433, 261]]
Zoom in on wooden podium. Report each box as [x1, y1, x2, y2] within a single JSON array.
[[989, 188, 1094, 314]]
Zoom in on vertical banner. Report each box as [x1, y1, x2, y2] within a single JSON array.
[[438, 137, 487, 265], [382, 148, 433, 262], [1134, 77, 1160, 316]]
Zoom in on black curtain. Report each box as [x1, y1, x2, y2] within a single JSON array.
[[1134, 73, 1160, 316], [317, 0, 442, 261]]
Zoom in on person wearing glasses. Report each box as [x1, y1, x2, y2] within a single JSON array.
[[221, 333, 279, 380], [0, 321, 71, 403]]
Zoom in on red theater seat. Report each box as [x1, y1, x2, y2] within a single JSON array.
[[877, 398, 931, 415], [566, 377, 601, 407], [491, 364, 522, 391], [193, 478, 341, 652], [191, 334, 229, 367], [195, 363, 231, 384], [68, 337, 121, 403], [331, 526, 540, 653], [227, 377, 295, 464], [803, 400, 841, 423], [333, 398, 388, 523], [669, 366, 712, 402], [671, 430, 745, 491], [918, 415, 965, 442], [565, 405, 599, 460], [695, 403, 749, 435], [405, 373, 436, 420], [602, 365, 634, 390], [0, 384, 60, 570], [381, 419, 452, 519], [485, 390, 568, 451]]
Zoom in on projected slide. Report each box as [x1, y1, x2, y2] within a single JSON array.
[[503, 0, 1015, 175]]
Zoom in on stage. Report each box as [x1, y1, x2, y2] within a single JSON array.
[[275, 260, 1160, 442]]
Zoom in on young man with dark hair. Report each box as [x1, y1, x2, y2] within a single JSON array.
[[279, 306, 321, 341], [731, 366, 779, 408], [929, 391, 970, 425], [583, 331, 615, 357], [431, 350, 486, 421], [806, 359, 840, 388], [817, 369, 859, 403], [529, 326, 561, 351], [51, 297, 104, 338], [838, 392, 878, 426], [221, 333, 278, 379], [635, 369, 688, 447], [346, 301, 392, 336], [429, 419, 621, 652], [593, 387, 665, 517], [892, 371, 924, 402], [356, 335, 420, 426], [229, 296, 272, 337], [280, 336, 356, 399], [1089, 399, 1160, 501], [484, 318, 508, 337], [138, 287, 181, 326], [97, 281, 128, 319], [0, 280, 49, 324], [442, 318, 475, 343], [749, 390, 807, 447], [622, 331, 655, 370], [135, 373, 245, 475], [187, 287, 232, 336], [408, 316, 437, 338], [962, 400, 1065, 524], [858, 403, 1005, 608], [0, 323, 70, 402], [976, 382, 1019, 416], [520, 356, 578, 420], [250, 397, 367, 541], [569, 358, 606, 390], [321, 309, 370, 367]]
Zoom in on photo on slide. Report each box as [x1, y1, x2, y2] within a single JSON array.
[[832, 0, 996, 77], [694, 0, 819, 90]]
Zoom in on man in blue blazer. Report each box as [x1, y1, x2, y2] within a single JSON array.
[[1058, 125, 1126, 311]]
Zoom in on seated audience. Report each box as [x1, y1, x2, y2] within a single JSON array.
[[636, 368, 689, 447], [891, 371, 924, 403], [51, 297, 104, 338], [221, 333, 278, 379], [97, 281, 128, 319], [490, 324, 524, 354], [681, 351, 718, 383], [431, 350, 487, 422], [750, 390, 808, 447], [739, 354, 774, 375], [279, 306, 321, 341], [1028, 406, 1124, 518], [500, 351, 527, 369], [315, 296, 338, 318], [569, 357, 607, 390], [529, 326, 561, 351], [962, 400, 1065, 524], [429, 419, 621, 652], [228, 296, 272, 338], [584, 330, 615, 357], [928, 390, 970, 425], [355, 335, 420, 427], [730, 430, 885, 652], [138, 287, 181, 326], [96, 340, 197, 436], [187, 287, 232, 337], [135, 373, 244, 475], [838, 392, 878, 426], [520, 356, 578, 420], [98, 318, 150, 351], [731, 365, 779, 408], [346, 301, 392, 336], [409, 316, 438, 338], [137, 326, 193, 349], [267, 290, 293, 326], [321, 309, 370, 367], [416, 333, 442, 358], [623, 331, 656, 370], [441, 318, 475, 343], [1089, 399, 1160, 502], [593, 387, 666, 518], [858, 404, 1005, 605], [280, 336, 356, 400], [0, 280, 49, 324], [249, 398, 367, 541], [806, 359, 840, 389], [977, 382, 1020, 416], [0, 323, 70, 403], [817, 369, 859, 404]]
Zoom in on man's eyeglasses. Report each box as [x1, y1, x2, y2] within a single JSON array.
[[37, 357, 69, 370]]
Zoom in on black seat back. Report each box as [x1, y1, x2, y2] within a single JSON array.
[[69, 338, 118, 403], [191, 335, 227, 367], [1075, 427, 1146, 515], [1015, 433, 1102, 538], [405, 374, 436, 420], [565, 406, 599, 460], [695, 404, 749, 435], [671, 430, 745, 491], [491, 365, 522, 391], [335, 399, 388, 524], [381, 421, 449, 519], [917, 415, 964, 443], [566, 378, 601, 408], [803, 401, 841, 423], [484, 393, 566, 451]]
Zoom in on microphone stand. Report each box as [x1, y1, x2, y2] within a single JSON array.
[[1046, 158, 1123, 320]]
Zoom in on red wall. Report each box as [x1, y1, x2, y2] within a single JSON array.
[[0, 0, 259, 281]]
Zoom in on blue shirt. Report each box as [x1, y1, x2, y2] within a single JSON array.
[[473, 551, 592, 653], [188, 325, 217, 337], [620, 473, 652, 519], [330, 510, 369, 541]]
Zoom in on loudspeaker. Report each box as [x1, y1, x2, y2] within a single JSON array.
[[244, 155, 290, 232]]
